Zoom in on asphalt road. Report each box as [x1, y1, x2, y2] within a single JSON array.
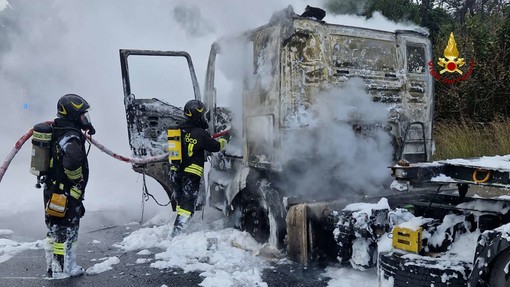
[[0, 210, 331, 287]]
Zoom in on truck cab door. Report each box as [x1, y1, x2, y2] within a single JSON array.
[[395, 32, 434, 162], [119, 49, 201, 200], [203, 38, 251, 210]]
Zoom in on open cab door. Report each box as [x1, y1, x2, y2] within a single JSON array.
[[119, 49, 201, 201]]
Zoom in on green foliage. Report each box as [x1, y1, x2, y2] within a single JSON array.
[[363, 0, 421, 23], [434, 6, 510, 122], [421, 6, 455, 44], [325, 0, 369, 15]]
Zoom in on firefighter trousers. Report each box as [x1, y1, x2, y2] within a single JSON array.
[[43, 186, 84, 277], [171, 173, 201, 236], [172, 173, 201, 214]]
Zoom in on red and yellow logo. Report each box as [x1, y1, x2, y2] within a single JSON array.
[[429, 32, 475, 84]]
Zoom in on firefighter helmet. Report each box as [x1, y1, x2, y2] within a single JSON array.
[[184, 100, 207, 122], [57, 94, 90, 120]]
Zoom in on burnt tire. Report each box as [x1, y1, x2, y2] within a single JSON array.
[[230, 176, 286, 249], [237, 195, 270, 243], [378, 251, 471, 287], [488, 249, 510, 286]]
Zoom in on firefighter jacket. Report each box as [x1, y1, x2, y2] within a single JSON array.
[[47, 118, 89, 200], [178, 125, 221, 178]]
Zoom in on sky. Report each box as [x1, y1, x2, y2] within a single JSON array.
[[0, 0, 483, 286]]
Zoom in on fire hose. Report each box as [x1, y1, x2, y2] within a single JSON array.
[[0, 127, 35, 183], [0, 123, 230, 184], [84, 135, 168, 164]]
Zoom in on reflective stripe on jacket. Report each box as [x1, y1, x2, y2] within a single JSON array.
[[178, 126, 220, 177]]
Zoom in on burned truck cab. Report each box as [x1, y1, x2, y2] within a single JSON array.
[[203, 8, 435, 259]]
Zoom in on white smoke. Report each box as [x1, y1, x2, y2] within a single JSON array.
[[278, 79, 394, 200], [0, 0, 9, 11], [0, 0, 419, 224], [326, 11, 427, 34]]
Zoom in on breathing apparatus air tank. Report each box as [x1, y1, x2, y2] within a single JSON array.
[[30, 122, 53, 179], [167, 129, 182, 162]]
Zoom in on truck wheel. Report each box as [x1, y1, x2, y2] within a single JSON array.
[[231, 178, 286, 249], [236, 194, 270, 243], [488, 249, 510, 286], [378, 251, 471, 286]]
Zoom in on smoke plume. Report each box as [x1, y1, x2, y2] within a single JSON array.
[[278, 79, 394, 201]]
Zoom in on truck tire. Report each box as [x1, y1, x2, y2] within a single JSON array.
[[378, 251, 471, 286], [230, 176, 286, 249], [488, 249, 510, 286]]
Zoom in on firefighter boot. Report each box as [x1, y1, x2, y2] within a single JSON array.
[[44, 237, 54, 278], [170, 212, 192, 238], [64, 241, 84, 276], [51, 241, 67, 279]]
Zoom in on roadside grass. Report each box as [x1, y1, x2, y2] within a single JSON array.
[[432, 119, 510, 197], [432, 119, 510, 160]]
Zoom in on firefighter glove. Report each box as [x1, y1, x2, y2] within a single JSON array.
[[218, 138, 227, 150]]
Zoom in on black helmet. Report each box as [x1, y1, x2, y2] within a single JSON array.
[[184, 100, 207, 122], [57, 94, 90, 120]]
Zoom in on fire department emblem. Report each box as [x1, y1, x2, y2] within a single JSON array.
[[428, 32, 474, 84], [438, 33, 465, 74]]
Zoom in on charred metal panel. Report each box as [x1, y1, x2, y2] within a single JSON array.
[[280, 21, 330, 130], [244, 26, 282, 169], [124, 96, 186, 157], [124, 93, 187, 201], [331, 36, 397, 72], [397, 34, 434, 161], [277, 19, 433, 165]]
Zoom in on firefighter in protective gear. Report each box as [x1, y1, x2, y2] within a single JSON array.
[[170, 100, 227, 237], [43, 94, 95, 278]]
